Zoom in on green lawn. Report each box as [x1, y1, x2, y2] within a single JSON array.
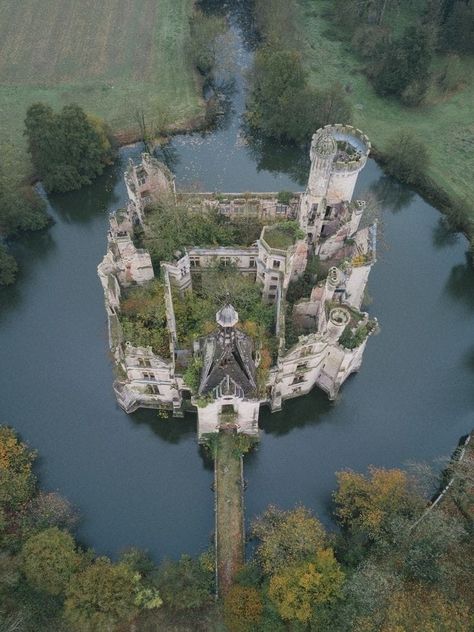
[[298, 0, 474, 214], [0, 0, 204, 178]]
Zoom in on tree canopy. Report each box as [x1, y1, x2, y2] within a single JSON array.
[[64, 558, 140, 631], [252, 506, 327, 575], [24, 103, 115, 193], [21, 527, 82, 595], [268, 548, 345, 623]]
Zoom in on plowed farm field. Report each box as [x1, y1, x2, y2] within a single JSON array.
[[0, 0, 203, 176]]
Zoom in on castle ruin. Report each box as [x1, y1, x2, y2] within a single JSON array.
[[98, 125, 377, 438]]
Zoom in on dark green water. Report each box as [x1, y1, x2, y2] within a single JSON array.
[[1, 3, 473, 559]]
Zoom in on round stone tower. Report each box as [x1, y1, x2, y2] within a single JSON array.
[[323, 124, 371, 205]]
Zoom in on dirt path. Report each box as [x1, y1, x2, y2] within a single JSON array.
[[215, 431, 245, 596]]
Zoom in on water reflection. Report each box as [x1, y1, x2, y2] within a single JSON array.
[[259, 389, 333, 436], [370, 174, 415, 212], [432, 217, 460, 249], [445, 253, 474, 309], [131, 409, 197, 444]]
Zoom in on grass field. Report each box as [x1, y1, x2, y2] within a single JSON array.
[[0, 0, 204, 177], [298, 0, 474, 218]]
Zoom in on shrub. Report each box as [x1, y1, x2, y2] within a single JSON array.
[[383, 130, 429, 186], [0, 245, 18, 286]]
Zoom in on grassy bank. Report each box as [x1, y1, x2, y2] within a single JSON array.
[[0, 0, 204, 178], [297, 0, 474, 227]]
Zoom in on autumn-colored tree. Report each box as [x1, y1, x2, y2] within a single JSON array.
[[0, 426, 36, 510], [268, 548, 344, 623], [334, 467, 422, 539], [252, 506, 326, 575], [64, 558, 140, 631], [21, 527, 83, 595], [223, 585, 263, 632], [380, 584, 471, 632]]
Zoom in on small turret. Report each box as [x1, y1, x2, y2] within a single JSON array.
[[216, 304, 239, 328], [326, 307, 350, 343]]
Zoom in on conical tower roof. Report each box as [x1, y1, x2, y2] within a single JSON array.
[[216, 304, 239, 328]]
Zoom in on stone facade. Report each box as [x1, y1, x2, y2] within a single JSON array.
[[98, 126, 377, 439]]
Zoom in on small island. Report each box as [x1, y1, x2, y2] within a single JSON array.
[[98, 124, 377, 439]]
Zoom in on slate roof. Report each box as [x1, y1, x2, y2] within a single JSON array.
[[198, 314, 257, 398]]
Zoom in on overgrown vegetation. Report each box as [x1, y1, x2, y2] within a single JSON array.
[[0, 150, 50, 286], [140, 196, 267, 268], [0, 244, 19, 286], [339, 321, 376, 350], [118, 279, 170, 357], [262, 220, 304, 249]]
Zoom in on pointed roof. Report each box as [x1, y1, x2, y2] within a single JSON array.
[[216, 304, 239, 328], [198, 328, 257, 398]]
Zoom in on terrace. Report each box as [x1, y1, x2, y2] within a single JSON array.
[[261, 221, 304, 251]]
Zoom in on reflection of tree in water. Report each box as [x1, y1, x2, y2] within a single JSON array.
[[130, 409, 197, 444], [432, 217, 460, 249], [370, 174, 415, 213], [243, 128, 310, 188], [463, 345, 474, 373], [259, 388, 333, 436], [198, 0, 260, 51], [445, 252, 474, 310], [49, 164, 121, 223], [155, 142, 181, 175]]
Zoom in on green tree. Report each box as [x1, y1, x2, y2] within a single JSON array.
[[372, 26, 434, 103], [247, 47, 312, 142], [0, 152, 48, 238], [313, 83, 353, 129], [64, 557, 140, 631], [441, 0, 474, 54], [24, 103, 114, 193], [252, 506, 326, 575], [154, 553, 214, 610], [0, 246, 18, 286], [21, 527, 82, 595], [384, 130, 429, 186], [0, 426, 36, 511], [268, 548, 345, 623]]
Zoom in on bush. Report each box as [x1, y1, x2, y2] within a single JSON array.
[[153, 554, 214, 610], [383, 130, 429, 186], [0, 245, 18, 286]]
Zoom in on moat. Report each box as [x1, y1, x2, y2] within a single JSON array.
[[1, 3, 473, 561]]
